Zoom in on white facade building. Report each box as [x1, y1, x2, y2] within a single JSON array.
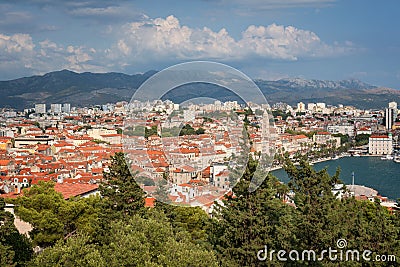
[[35, 104, 46, 114], [388, 101, 397, 112], [327, 124, 355, 137], [62, 103, 71, 113], [385, 108, 395, 130], [297, 102, 306, 112], [307, 103, 316, 111], [369, 134, 393, 155], [50, 104, 62, 114]]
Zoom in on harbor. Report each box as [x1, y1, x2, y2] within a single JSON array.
[[271, 156, 400, 201]]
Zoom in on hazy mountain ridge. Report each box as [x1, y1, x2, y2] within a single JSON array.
[[0, 70, 156, 110], [270, 78, 376, 90], [255, 78, 398, 109], [0, 70, 398, 110]]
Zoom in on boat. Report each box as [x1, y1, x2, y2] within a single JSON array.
[[394, 156, 400, 163], [353, 153, 361, 157], [331, 155, 340, 160], [381, 155, 394, 160]]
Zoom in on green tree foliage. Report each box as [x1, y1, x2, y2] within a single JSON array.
[[29, 234, 106, 267], [284, 158, 400, 266], [339, 198, 400, 263], [285, 159, 343, 256], [156, 205, 211, 247], [332, 133, 350, 144], [11, 151, 400, 266], [13, 182, 101, 248], [145, 125, 158, 138], [202, 117, 213, 123], [0, 198, 33, 266], [272, 110, 290, 121], [210, 156, 400, 266], [136, 175, 156, 186], [161, 126, 181, 137], [31, 213, 218, 267], [355, 134, 370, 146], [124, 125, 146, 136], [177, 124, 206, 136], [0, 243, 15, 267], [99, 152, 145, 222], [102, 213, 218, 266], [153, 179, 170, 204], [179, 124, 195, 136], [210, 157, 296, 267], [195, 127, 205, 135]]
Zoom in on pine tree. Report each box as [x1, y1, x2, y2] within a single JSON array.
[[285, 159, 342, 253], [0, 198, 33, 266], [210, 157, 297, 266], [99, 152, 145, 221]]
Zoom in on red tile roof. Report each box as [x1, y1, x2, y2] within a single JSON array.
[[54, 183, 99, 200], [370, 135, 389, 138], [145, 197, 155, 208]]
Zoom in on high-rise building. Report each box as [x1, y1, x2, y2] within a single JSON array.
[[62, 103, 71, 113], [388, 101, 398, 121], [388, 101, 397, 110], [385, 108, 394, 130], [297, 102, 306, 112], [50, 104, 62, 114], [35, 104, 46, 114], [307, 103, 316, 111]]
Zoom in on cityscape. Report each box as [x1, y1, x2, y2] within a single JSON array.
[[1, 0, 400, 265], [1, 99, 399, 212]]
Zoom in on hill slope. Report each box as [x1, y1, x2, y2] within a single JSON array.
[[0, 70, 156, 110], [0, 70, 399, 109]]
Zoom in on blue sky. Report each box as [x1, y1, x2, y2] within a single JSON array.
[[1, 0, 399, 88]]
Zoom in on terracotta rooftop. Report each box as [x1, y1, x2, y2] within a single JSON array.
[[145, 197, 155, 208], [370, 135, 389, 138], [54, 183, 99, 200]]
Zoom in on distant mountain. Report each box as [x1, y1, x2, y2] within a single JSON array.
[[0, 70, 156, 110], [263, 78, 376, 90], [0, 70, 399, 110], [255, 78, 400, 109]]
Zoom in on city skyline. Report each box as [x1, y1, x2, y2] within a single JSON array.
[[1, 0, 400, 89]]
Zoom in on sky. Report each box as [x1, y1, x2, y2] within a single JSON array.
[[1, 0, 399, 88]]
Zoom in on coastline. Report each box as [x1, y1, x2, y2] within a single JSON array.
[[269, 154, 399, 202], [268, 152, 393, 172], [268, 155, 343, 172]]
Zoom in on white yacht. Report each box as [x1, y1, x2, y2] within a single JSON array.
[[381, 154, 394, 160]]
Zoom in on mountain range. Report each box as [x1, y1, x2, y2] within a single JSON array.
[[0, 69, 399, 110]]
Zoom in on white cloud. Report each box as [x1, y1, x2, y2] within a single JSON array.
[[68, 5, 148, 23], [70, 6, 123, 16], [238, 23, 346, 60], [0, 33, 106, 79], [0, 33, 35, 53], [36, 41, 106, 73], [219, 0, 336, 10], [107, 15, 354, 67], [0, 15, 356, 79]]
